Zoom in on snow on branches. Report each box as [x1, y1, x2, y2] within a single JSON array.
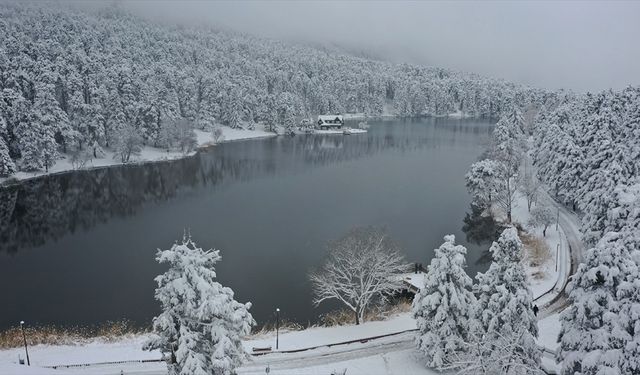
[[0, 1, 545, 176], [412, 235, 476, 369], [471, 227, 541, 373], [310, 227, 408, 325], [144, 233, 255, 375], [558, 232, 639, 375]]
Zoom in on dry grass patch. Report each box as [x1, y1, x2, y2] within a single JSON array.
[[0, 320, 147, 349], [519, 231, 551, 268], [251, 319, 305, 337], [319, 299, 412, 327]]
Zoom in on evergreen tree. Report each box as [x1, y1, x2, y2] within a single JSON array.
[[0, 135, 16, 176], [473, 227, 541, 372], [465, 159, 500, 210], [144, 234, 255, 375], [413, 235, 476, 369], [557, 232, 637, 375]]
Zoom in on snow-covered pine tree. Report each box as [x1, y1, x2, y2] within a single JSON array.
[[619, 258, 640, 375], [144, 234, 255, 375], [412, 235, 476, 369], [557, 231, 638, 375], [0, 116, 16, 176], [465, 159, 500, 210], [0, 135, 16, 177], [473, 227, 541, 372]]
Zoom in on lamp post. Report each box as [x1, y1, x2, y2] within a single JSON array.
[[275, 308, 280, 350], [20, 321, 30, 366], [556, 243, 560, 272]]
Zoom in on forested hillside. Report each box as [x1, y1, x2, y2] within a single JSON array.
[[533, 88, 639, 246], [532, 87, 640, 373], [0, 2, 548, 176]]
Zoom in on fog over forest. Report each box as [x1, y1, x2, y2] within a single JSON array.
[[75, 0, 640, 92]]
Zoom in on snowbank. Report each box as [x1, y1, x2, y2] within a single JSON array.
[[448, 110, 473, 119], [315, 128, 367, 135], [245, 313, 415, 353], [537, 314, 561, 351]]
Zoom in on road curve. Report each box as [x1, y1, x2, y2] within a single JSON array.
[[536, 185, 584, 320]]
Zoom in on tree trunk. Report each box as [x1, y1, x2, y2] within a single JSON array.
[[543, 225, 547, 237], [354, 309, 360, 325]]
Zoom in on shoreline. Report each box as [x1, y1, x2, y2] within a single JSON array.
[[0, 127, 277, 187], [0, 111, 484, 187]]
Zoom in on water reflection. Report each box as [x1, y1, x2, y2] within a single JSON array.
[[0, 118, 494, 329], [461, 204, 505, 265], [0, 119, 492, 255]]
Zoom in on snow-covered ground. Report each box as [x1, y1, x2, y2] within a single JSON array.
[[0, 309, 565, 375], [247, 314, 415, 353], [447, 110, 473, 119], [0, 126, 276, 184], [509, 191, 568, 301], [1, 122, 377, 185], [0, 314, 417, 374], [314, 128, 367, 135]]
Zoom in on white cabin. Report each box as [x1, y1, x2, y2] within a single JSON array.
[[317, 115, 344, 129]]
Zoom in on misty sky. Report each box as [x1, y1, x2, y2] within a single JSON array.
[[101, 1, 640, 92]]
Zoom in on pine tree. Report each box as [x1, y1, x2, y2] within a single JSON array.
[[473, 227, 541, 372], [413, 235, 476, 369], [465, 159, 500, 210], [144, 234, 255, 375], [0, 135, 16, 177], [557, 232, 637, 375]]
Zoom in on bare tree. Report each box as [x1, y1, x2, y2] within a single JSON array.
[[491, 114, 525, 223], [212, 126, 225, 144], [520, 165, 541, 212], [113, 123, 143, 163], [529, 204, 555, 236], [310, 227, 408, 325], [493, 161, 520, 223]]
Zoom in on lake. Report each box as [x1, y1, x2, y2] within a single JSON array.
[[0, 117, 497, 331]]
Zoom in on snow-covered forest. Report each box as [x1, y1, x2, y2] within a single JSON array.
[[532, 89, 640, 374], [460, 87, 640, 373], [0, 1, 549, 176], [533, 88, 639, 247]]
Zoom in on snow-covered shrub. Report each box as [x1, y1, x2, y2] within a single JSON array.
[[69, 148, 92, 170]]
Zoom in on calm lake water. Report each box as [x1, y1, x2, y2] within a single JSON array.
[[0, 118, 498, 330]]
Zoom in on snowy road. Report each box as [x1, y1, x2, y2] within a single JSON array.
[[535, 185, 583, 320], [241, 332, 416, 374]]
